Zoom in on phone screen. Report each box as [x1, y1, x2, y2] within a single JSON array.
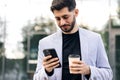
[[43, 48, 61, 68]]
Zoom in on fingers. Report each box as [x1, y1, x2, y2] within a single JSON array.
[[69, 61, 90, 75], [69, 64, 82, 74], [43, 55, 60, 72], [44, 58, 59, 68], [72, 60, 84, 64], [69, 66, 85, 74], [43, 55, 52, 62]]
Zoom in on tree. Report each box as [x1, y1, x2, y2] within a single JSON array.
[[22, 16, 57, 60], [21, 16, 57, 78], [22, 16, 56, 51]]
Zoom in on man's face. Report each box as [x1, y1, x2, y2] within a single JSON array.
[[53, 7, 77, 33]]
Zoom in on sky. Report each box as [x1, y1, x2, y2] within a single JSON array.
[[0, 0, 118, 59], [0, 0, 53, 59]]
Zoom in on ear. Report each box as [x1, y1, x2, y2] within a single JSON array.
[[74, 9, 79, 17]]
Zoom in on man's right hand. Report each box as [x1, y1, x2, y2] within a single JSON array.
[[43, 55, 60, 73]]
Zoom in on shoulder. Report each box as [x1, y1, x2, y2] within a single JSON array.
[[79, 28, 101, 38]]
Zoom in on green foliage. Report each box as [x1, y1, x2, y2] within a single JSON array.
[[0, 57, 2, 74], [100, 31, 109, 53], [0, 42, 3, 56]]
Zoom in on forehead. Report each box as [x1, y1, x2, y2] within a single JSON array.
[[53, 7, 72, 17]]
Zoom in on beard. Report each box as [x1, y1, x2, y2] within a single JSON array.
[[60, 16, 76, 33]]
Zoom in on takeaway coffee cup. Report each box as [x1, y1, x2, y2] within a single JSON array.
[[68, 54, 80, 73]]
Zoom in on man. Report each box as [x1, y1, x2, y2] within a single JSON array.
[[33, 0, 113, 80]]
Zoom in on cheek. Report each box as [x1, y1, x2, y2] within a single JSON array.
[[68, 17, 74, 24]]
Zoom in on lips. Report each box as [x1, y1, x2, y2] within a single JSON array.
[[61, 24, 70, 28], [62, 25, 69, 28]]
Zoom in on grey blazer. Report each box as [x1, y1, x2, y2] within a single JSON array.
[[33, 28, 113, 80]]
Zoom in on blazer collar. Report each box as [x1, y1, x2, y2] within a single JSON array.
[[55, 28, 89, 63]]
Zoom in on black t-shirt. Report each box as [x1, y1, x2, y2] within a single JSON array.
[[62, 31, 82, 80]]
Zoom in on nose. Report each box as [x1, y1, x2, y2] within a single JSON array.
[[60, 18, 66, 26]]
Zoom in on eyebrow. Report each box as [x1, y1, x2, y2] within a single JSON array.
[[55, 14, 69, 18]]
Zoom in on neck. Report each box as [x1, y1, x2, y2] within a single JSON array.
[[63, 24, 79, 34]]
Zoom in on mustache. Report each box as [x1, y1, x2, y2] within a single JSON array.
[[60, 24, 70, 27]]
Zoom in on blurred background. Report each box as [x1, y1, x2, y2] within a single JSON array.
[[0, 0, 120, 80]]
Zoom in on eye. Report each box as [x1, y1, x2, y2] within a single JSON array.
[[62, 15, 69, 19], [55, 17, 61, 21]]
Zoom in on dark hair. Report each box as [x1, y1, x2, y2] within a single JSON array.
[[50, 0, 76, 12]]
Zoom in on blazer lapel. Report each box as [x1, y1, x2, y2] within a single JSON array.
[[53, 30, 63, 65], [79, 28, 89, 63], [53, 30, 63, 80]]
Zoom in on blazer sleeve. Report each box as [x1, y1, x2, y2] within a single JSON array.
[[89, 35, 113, 80], [33, 40, 56, 80]]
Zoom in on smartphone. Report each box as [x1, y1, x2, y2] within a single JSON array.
[[43, 48, 61, 68]]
